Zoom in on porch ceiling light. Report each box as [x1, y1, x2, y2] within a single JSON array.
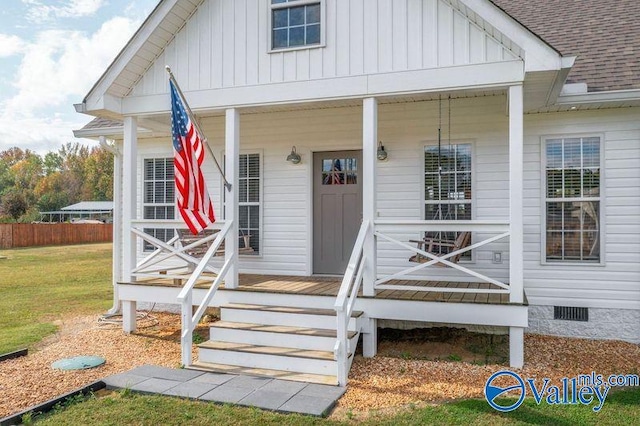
[[377, 141, 388, 161], [286, 146, 301, 164]]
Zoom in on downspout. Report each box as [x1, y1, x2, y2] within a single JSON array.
[[99, 136, 123, 315]]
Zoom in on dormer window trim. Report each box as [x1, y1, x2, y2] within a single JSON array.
[[268, 0, 326, 53]]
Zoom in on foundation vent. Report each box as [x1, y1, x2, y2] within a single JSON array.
[[554, 306, 589, 322]]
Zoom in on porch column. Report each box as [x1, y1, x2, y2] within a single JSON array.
[[224, 108, 240, 289], [122, 116, 138, 333], [101, 137, 122, 315], [362, 97, 378, 297], [508, 85, 524, 304]]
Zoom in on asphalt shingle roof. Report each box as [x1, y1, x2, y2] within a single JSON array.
[[491, 0, 640, 92]]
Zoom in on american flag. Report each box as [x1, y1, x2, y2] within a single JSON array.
[[170, 80, 215, 235]]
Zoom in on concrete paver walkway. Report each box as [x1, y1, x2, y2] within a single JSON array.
[[103, 365, 345, 417]]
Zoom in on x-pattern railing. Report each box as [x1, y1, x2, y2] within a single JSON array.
[[374, 220, 511, 294], [130, 220, 225, 279]]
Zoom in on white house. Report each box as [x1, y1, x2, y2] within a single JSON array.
[[74, 0, 640, 386]]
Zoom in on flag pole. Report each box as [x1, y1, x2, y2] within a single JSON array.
[[166, 66, 231, 191]]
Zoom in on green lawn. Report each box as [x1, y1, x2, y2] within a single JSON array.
[[32, 387, 640, 425], [0, 243, 112, 354]]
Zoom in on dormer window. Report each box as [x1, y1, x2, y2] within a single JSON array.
[[271, 0, 322, 50]]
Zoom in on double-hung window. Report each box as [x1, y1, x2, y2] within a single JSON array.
[[239, 154, 261, 254], [224, 154, 261, 255], [424, 143, 472, 259], [143, 158, 175, 251], [545, 137, 601, 263], [271, 0, 322, 50]]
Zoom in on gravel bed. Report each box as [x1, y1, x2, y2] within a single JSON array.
[[1, 313, 638, 419]]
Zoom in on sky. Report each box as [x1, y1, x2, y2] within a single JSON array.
[[0, 0, 159, 154]]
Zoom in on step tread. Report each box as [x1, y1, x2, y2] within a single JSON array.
[[212, 321, 358, 339], [222, 303, 363, 318], [199, 341, 339, 361], [188, 361, 338, 386]]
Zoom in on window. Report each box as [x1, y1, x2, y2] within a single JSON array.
[[271, 0, 321, 50], [143, 158, 175, 251], [226, 154, 261, 254], [424, 143, 472, 259], [545, 137, 601, 262], [424, 144, 472, 220], [322, 158, 357, 185]]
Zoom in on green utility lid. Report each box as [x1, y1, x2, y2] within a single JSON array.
[[51, 355, 106, 371]]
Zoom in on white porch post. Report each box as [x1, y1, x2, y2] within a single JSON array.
[[362, 97, 378, 297], [122, 116, 138, 333], [509, 84, 525, 368], [224, 108, 239, 289], [509, 326, 524, 368], [105, 138, 122, 315], [508, 85, 524, 304]]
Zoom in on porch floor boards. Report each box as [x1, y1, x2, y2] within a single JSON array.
[[127, 274, 519, 305]]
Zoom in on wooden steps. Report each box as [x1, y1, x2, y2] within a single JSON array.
[[212, 321, 358, 339], [199, 341, 337, 361], [222, 303, 364, 318], [189, 361, 338, 385], [194, 303, 363, 384]]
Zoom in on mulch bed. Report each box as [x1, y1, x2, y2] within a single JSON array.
[[1, 313, 638, 420]]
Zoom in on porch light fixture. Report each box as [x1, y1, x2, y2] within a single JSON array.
[[286, 146, 301, 164], [377, 141, 388, 161]]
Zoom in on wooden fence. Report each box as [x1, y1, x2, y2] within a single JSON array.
[[0, 223, 113, 249]]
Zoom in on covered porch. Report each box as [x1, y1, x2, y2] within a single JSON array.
[[112, 67, 529, 384]]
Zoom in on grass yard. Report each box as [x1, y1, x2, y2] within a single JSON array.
[[0, 243, 112, 354], [32, 387, 640, 425]]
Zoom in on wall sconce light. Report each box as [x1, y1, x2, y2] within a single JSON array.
[[377, 141, 388, 161], [286, 146, 301, 164]]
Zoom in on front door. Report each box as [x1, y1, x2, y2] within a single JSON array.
[[313, 150, 363, 274]]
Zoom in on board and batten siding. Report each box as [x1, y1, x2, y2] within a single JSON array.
[[522, 108, 640, 311], [130, 0, 519, 97]]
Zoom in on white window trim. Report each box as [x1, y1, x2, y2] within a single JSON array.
[[421, 140, 476, 263], [139, 154, 176, 253], [540, 134, 606, 266], [222, 150, 264, 258], [267, 0, 326, 53]]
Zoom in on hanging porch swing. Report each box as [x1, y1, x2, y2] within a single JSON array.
[[409, 95, 471, 265]]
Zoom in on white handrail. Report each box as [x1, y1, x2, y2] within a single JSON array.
[[178, 221, 233, 366], [334, 219, 370, 386]]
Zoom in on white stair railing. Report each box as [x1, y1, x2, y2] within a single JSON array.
[[177, 221, 233, 366], [334, 220, 369, 386]]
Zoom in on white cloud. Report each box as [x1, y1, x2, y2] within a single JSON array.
[[0, 15, 141, 153], [6, 16, 139, 113], [22, 0, 106, 21], [0, 34, 26, 57]]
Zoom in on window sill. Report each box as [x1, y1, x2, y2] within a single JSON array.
[[540, 260, 605, 267], [268, 43, 325, 54]]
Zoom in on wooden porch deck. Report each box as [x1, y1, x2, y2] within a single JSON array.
[[129, 274, 522, 305]]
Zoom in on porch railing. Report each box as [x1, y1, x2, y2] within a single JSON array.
[[334, 219, 369, 386], [374, 220, 511, 294], [130, 219, 226, 280], [176, 220, 233, 366]]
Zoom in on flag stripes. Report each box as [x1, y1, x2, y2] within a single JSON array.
[[170, 80, 215, 234]]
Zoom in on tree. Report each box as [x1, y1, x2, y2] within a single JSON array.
[[43, 152, 63, 176], [82, 147, 114, 201], [58, 142, 90, 204], [1, 190, 28, 220], [35, 172, 71, 212]]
